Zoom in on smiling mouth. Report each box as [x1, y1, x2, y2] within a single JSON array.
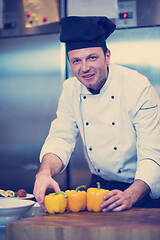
[[82, 73, 95, 80]]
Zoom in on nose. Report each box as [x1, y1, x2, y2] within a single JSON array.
[[81, 60, 90, 73]]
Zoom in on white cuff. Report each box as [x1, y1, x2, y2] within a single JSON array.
[[135, 159, 160, 199]]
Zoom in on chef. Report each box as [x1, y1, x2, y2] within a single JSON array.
[[33, 16, 160, 211]]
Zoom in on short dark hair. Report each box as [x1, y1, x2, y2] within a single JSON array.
[[67, 46, 108, 60], [101, 46, 108, 56]]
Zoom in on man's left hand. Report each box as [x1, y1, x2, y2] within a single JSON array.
[[100, 189, 133, 212], [100, 179, 150, 212]]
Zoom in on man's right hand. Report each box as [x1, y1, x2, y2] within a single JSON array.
[[33, 170, 61, 212]]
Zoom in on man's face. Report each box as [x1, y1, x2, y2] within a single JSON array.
[[68, 47, 110, 94]]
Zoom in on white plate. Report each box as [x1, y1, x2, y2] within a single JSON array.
[[0, 198, 35, 227], [0, 193, 34, 200], [17, 193, 34, 200]]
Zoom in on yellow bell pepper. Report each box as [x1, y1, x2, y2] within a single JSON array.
[[65, 185, 87, 212], [44, 191, 67, 214], [87, 182, 109, 212]]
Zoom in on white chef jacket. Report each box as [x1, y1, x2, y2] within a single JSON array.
[[40, 64, 160, 199]]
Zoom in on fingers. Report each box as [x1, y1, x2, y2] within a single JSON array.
[[101, 190, 131, 212], [51, 179, 61, 192], [39, 203, 48, 213], [111, 204, 127, 212], [33, 173, 61, 212], [33, 179, 46, 208], [101, 200, 125, 212]]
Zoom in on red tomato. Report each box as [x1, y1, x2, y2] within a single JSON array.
[[17, 189, 27, 198]]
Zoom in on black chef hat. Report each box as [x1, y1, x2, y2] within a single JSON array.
[[60, 16, 116, 53]]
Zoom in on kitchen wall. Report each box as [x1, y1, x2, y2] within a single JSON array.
[[119, 0, 160, 27], [0, 33, 68, 193], [1, 0, 160, 38]]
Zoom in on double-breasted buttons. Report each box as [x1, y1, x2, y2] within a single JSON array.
[[110, 95, 117, 152]]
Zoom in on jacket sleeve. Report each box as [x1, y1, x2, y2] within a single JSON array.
[[131, 80, 160, 199], [40, 79, 79, 171]]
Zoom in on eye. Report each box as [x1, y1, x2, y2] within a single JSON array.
[[89, 56, 97, 61], [72, 59, 81, 64]]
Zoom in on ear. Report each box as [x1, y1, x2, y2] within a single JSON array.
[[105, 49, 111, 66]]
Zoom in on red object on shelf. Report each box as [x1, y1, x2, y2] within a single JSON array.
[[26, 13, 31, 18], [43, 17, 48, 22]]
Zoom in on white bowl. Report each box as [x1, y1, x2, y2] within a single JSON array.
[[23, 202, 44, 217], [0, 198, 35, 227]]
